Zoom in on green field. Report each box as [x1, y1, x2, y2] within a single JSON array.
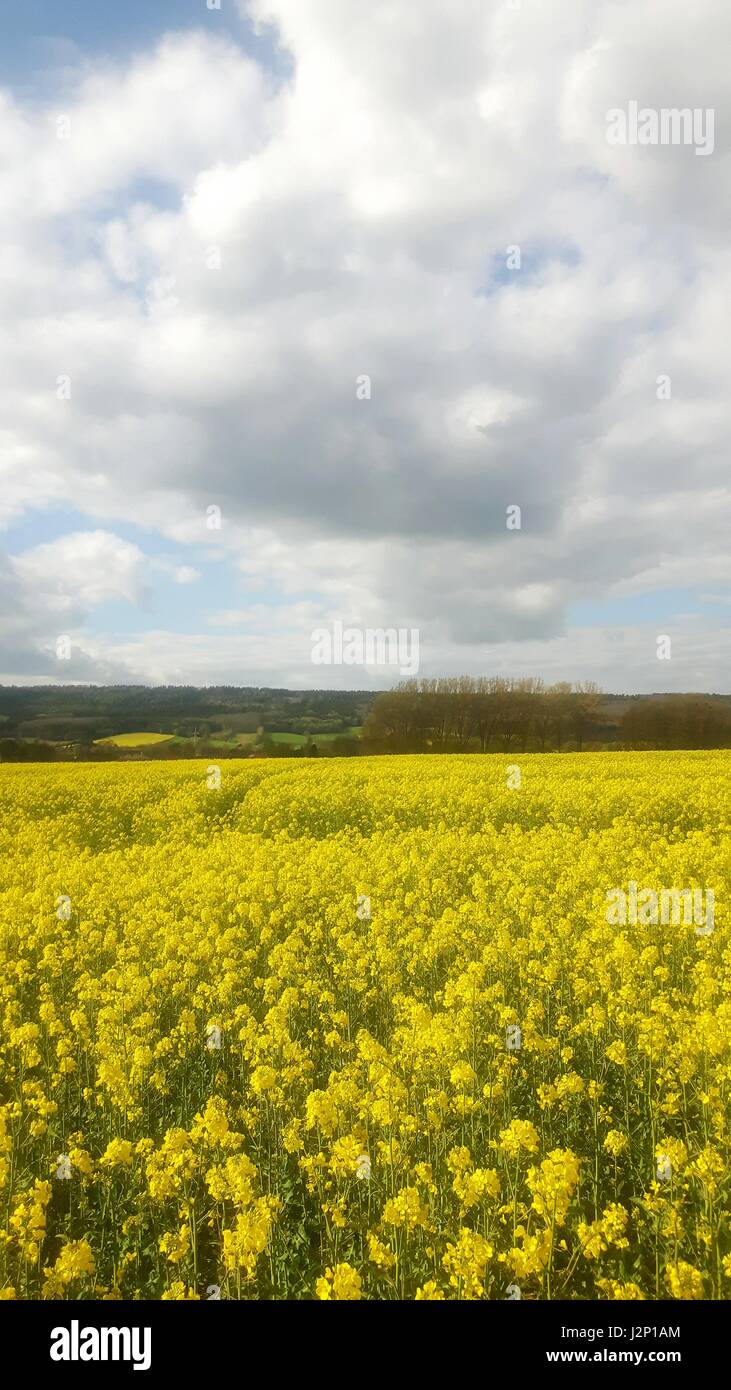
[[269, 726, 362, 745], [94, 732, 175, 748], [90, 728, 362, 752]]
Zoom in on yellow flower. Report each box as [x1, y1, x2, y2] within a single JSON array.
[[222, 1197, 279, 1278], [207, 1153, 258, 1207], [443, 1229, 493, 1298], [507, 1227, 552, 1279], [597, 1278, 646, 1300], [413, 1162, 436, 1192], [382, 1187, 430, 1232], [527, 1149, 579, 1227], [159, 1224, 190, 1263], [305, 1090, 339, 1138], [498, 1120, 540, 1160], [665, 1261, 704, 1300], [446, 1145, 473, 1174], [450, 1062, 477, 1089], [603, 1130, 628, 1158], [316, 1263, 362, 1301], [368, 1234, 396, 1270], [453, 1168, 500, 1210], [415, 1280, 444, 1300], [68, 1146, 94, 1178], [328, 1133, 362, 1178], [0, 751, 728, 1298], [655, 1137, 687, 1178], [250, 1065, 278, 1096], [99, 1138, 134, 1168], [48, 1239, 96, 1285]]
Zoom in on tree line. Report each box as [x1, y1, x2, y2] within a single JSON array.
[[3, 683, 731, 760], [362, 679, 731, 752], [620, 695, 731, 749]]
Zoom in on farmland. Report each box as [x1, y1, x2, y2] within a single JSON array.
[[94, 733, 175, 748], [0, 752, 728, 1300]]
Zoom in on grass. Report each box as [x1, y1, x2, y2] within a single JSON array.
[[268, 727, 363, 745]]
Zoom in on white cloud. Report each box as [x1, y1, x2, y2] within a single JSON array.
[[0, 2, 729, 687], [12, 531, 147, 610]]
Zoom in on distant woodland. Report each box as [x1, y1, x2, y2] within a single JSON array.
[[0, 681, 730, 760], [363, 678, 731, 753]]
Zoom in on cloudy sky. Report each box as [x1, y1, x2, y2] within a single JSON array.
[[1, 0, 729, 691]]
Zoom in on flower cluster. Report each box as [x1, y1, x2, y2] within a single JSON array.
[[0, 751, 728, 1298]]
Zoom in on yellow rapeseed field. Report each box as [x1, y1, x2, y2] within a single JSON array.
[[0, 752, 729, 1301], [93, 733, 175, 748]]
